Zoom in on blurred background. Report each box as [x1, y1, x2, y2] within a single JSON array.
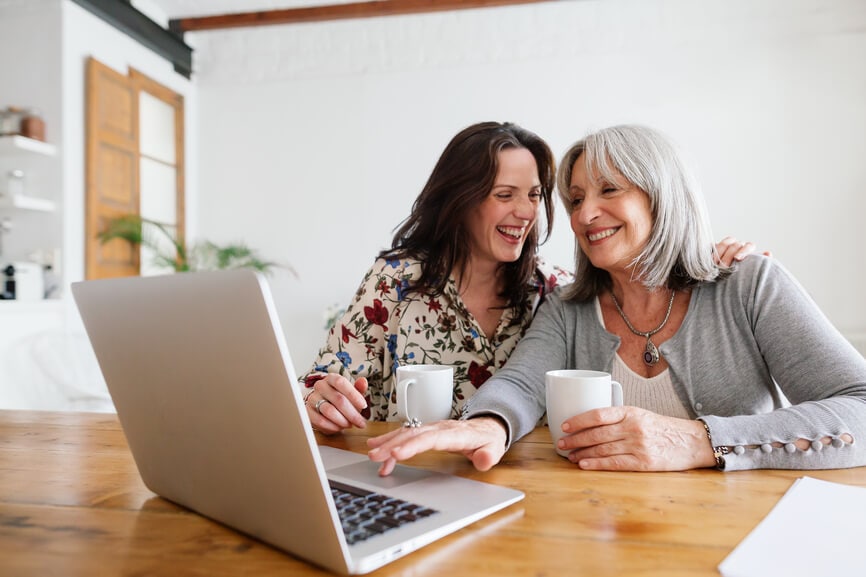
[[1, 0, 864, 411]]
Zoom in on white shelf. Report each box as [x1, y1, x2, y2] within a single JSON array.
[[0, 299, 64, 312], [0, 193, 56, 212], [0, 135, 57, 157], [0, 137, 57, 212]]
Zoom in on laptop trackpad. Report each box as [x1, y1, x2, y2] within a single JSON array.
[[329, 460, 438, 490]]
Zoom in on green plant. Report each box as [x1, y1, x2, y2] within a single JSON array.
[[98, 213, 285, 274]]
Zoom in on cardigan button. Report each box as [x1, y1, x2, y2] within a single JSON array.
[[832, 437, 844, 448], [733, 445, 745, 455], [760, 443, 772, 453], [811, 440, 823, 451], [784, 443, 796, 453], [694, 402, 703, 411]]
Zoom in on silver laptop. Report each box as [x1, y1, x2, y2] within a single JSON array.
[[71, 269, 523, 575]]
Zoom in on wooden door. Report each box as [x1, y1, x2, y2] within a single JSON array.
[[85, 57, 139, 279]]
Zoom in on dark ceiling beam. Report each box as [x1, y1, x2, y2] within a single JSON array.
[[170, 0, 563, 33], [70, 0, 193, 78]]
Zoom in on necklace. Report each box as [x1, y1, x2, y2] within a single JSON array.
[[610, 289, 676, 366]]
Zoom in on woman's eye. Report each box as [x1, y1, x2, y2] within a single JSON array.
[[570, 197, 583, 208], [529, 191, 543, 201], [495, 193, 512, 200], [602, 187, 617, 195]]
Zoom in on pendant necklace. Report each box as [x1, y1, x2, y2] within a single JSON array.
[[610, 289, 676, 366]]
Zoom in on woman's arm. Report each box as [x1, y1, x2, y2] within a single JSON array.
[[462, 290, 575, 445], [703, 257, 866, 470], [300, 259, 406, 432], [366, 291, 577, 474]]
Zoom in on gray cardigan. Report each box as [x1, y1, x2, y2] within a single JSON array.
[[463, 256, 866, 470]]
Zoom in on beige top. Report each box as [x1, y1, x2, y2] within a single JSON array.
[[611, 354, 690, 419], [594, 298, 689, 418]]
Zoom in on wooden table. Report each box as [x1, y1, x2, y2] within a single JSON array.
[[2, 410, 865, 576]]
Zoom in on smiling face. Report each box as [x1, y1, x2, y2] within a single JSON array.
[[466, 147, 541, 269], [568, 152, 653, 274]]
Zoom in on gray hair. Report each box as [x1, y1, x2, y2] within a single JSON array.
[[556, 124, 727, 301]]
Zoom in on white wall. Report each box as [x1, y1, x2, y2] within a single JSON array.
[[190, 0, 866, 368], [2, 0, 864, 410], [61, 0, 197, 295], [0, 0, 196, 410], [0, 0, 63, 263]]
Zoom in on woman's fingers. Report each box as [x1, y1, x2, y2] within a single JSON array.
[[366, 425, 409, 448], [367, 418, 507, 476], [558, 407, 715, 471], [323, 374, 367, 412], [714, 237, 757, 266], [731, 241, 756, 262], [305, 374, 368, 431]]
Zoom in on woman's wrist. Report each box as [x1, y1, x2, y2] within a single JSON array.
[[470, 415, 510, 449], [698, 419, 728, 470]]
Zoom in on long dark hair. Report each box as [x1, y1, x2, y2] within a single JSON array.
[[380, 122, 555, 309]]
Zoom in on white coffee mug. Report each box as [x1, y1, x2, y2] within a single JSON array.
[[545, 369, 623, 458], [395, 365, 454, 424]]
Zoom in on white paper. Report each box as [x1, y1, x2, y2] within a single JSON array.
[[719, 476, 866, 577]]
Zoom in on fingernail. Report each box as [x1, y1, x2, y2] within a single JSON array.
[[561, 422, 571, 432]]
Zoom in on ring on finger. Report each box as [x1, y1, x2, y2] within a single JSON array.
[[314, 398, 328, 414]]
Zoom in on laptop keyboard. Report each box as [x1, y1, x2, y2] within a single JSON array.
[[329, 480, 439, 545]]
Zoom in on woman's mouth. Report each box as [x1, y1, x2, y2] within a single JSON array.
[[497, 226, 525, 242], [587, 227, 619, 243]]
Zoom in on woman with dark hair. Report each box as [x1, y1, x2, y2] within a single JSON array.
[[302, 122, 756, 435], [367, 124, 866, 473], [300, 122, 571, 433]]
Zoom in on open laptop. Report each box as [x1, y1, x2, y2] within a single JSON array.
[[71, 269, 523, 574]]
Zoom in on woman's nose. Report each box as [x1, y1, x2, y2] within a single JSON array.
[[514, 194, 537, 219], [573, 196, 600, 226]]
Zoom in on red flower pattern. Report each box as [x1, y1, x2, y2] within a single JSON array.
[[299, 257, 573, 421], [304, 374, 326, 389], [341, 324, 357, 344], [467, 361, 493, 387], [364, 299, 389, 327]]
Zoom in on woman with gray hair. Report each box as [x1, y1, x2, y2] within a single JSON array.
[[301, 122, 753, 435], [367, 124, 866, 474]]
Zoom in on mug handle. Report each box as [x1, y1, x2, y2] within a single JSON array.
[[611, 381, 624, 406], [397, 377, 416, 420]]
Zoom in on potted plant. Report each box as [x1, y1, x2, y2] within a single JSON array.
[[97, 213, 287, 275]]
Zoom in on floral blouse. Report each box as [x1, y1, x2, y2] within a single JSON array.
[[300, 256, 573, 421]]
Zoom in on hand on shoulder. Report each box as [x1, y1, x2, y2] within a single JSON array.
[[714, 236, 772, 266]]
